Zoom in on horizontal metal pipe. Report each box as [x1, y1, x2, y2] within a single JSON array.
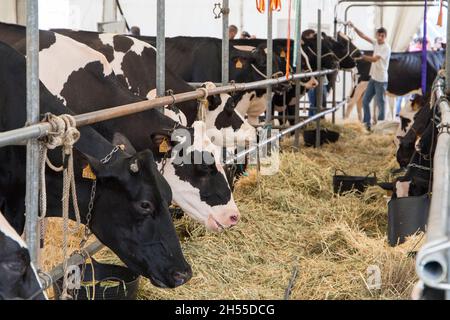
[[226, 100, 345, 165], [416, 78, 450, 290], [0, 70, 336, 148], [0, 123, 52, 147], [45, 240, 104, 290]]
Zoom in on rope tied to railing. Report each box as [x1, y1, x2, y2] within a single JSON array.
[[38, 113, 82, 300], [197, 87, 209, 122]]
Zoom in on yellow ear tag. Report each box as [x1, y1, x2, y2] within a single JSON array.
[[159, 137, 170, 153], [235, 59, 243, 69], [280, 49, 286, 58], [82, 164, 97, 180]]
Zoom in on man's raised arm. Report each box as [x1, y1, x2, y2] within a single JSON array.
[[347, 21, 374, 45]]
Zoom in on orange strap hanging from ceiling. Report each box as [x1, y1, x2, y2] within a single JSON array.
[[437, 0, 444, 26], [285, 0, 292, 79], [256, 0, 282, 13]]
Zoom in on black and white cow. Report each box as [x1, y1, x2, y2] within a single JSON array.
[[134, 35, 286, 125], [359, 50, 445, 96], [0, 40, 191, 288], [0, 23, 240, 231], [394, 94, 425, 148], [50, 29, 255, 147], [0, 211, 46, 300]]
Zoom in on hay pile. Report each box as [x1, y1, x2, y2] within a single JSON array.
[[41, 121, 421, 300]]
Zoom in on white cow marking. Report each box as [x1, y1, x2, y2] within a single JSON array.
[[39, 33, 113, 104]]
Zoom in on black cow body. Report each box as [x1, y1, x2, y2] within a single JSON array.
[[355, 50, 445, 96], [50, 29, 255, 148], [0, 23, 240, 232], [0, 211, 46, 300], [0, 41, 191, 288]]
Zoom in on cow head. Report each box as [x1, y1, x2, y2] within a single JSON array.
[[302, 32, 339, 70], [151, 121, 240, 232], [201, 82, 256, 147], [396, 98, 432, 168], [230, 44, 284, 82], [0, 213, 46, 300], [331, 32, 363, 69], [77, 139, 192, 288]]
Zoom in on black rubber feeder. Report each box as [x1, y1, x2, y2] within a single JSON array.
[[387, 194, 429, 247], [332, 169, 377, 194], [303, 128, 340, 147], [53, 258, 140, 300]]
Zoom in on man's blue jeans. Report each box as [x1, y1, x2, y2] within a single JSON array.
[[362, 79, 388, 127], [307, 85, 328, 116]]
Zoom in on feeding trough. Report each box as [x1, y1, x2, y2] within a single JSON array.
[[303, 128, 340, 147], [53, 259, 140, 300], [332, 169, 377, 194], [387, 194, 429, 247]]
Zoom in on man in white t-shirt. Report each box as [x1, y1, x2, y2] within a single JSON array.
[[347, 23, 391, 130]]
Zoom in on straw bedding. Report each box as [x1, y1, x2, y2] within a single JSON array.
[[41, 121, 421, 300]]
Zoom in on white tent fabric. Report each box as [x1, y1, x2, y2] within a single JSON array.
[[378, 7, 425, 52], [0, 0, 18, 23]]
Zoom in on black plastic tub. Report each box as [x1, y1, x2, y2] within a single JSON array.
[[387, 194, 429, 247], [53, 259, 140, 300], [303, 128, 340, 147], [333, 169, 377, 194]]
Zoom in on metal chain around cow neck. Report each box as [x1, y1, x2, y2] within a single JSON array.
[[80, 144, 123, 247]]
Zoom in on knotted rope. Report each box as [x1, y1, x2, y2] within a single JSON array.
[[38, 113, 81, 300], [197, 87, 209, 122]]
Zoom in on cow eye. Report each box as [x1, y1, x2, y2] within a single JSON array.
[[139, 201, 155, 215]]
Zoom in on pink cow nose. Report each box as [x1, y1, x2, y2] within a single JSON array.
[[230, 214, 239, 225]]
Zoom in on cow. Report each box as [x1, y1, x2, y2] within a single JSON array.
[[394, 94, 426, 148], [50, 29, 255, 148], [397, 98, 433, 168], [380, 94, 435, 199], [0, 23, 240, 231], [133, 35, 288, 125], [0, 211, 46, 300], [0, 40, 192, 288], [345, 50, 444, 120]]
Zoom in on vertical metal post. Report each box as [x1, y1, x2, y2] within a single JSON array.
[[332, 14, 337, 124], [102, 0, 117, 22], [293, 0, 302, 149], [446, 2, 450, 95], [222, 0, 230, 85], [446, 0, 450, 300], [265, 1, 273, 125], [332, 72, 336, 124], [156, 0, 165, 109], [25, 0, 40, 265], [343, 10, 349, 118], [315, 9, 322, 148]]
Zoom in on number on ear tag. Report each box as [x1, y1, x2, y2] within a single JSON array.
[[235, 59, 243, 69], [159, 137, 170, 153], [82, 164, 97, 180]]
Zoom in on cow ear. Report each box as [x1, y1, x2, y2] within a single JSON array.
[[150, 132, 173, 155], [207, 94, 222, 111], [224, 97, 235, 115], [78, 152, 104, 180], [112, 132, 136, 155]]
